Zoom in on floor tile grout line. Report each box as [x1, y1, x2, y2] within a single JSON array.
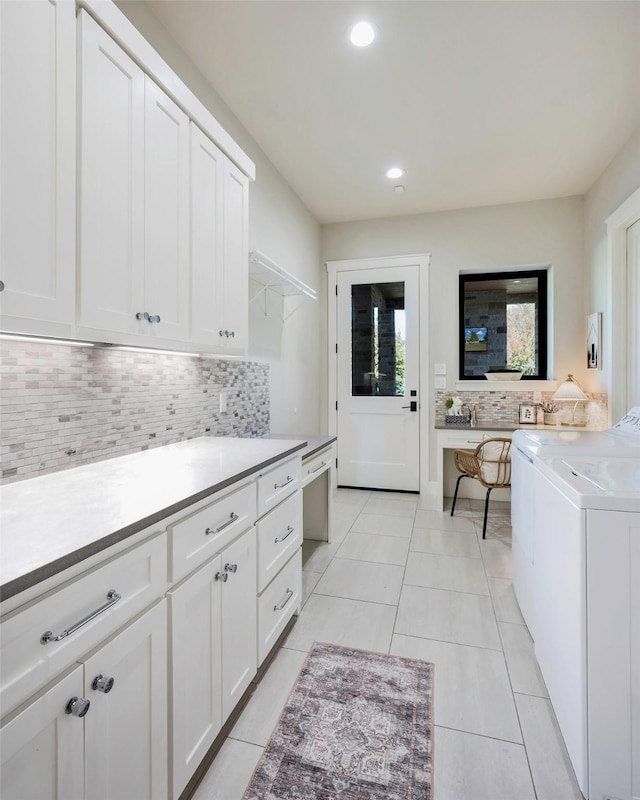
[[388, 502, 417, 654], [433, 722, 524, 748]]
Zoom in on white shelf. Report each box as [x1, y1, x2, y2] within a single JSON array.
[[248, 250, 317, 320]]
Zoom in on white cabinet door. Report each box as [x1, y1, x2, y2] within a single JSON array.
[[0, 0, 75, 329], [220, 158, 249, 353], [190, 123, 224, 346], [168, 558, 223, 800], [221, 527, 257, 720], [78, 10, 145, 335], [144, 79, 189, 342], [83, 601, 168, 800], [0, 665, 85, 800]]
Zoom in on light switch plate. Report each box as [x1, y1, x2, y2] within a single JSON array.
[[434, 363, 447, 375], [434, 377, 446, 389]]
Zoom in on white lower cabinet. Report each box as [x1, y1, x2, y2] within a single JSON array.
[[0, 600, 167, 800], [169, 526, 257, 800]]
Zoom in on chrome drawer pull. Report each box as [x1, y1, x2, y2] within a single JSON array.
[[206, 512, 239, 536], [224, 562, 238, 573], [274, 476, 294, 490], [41, 590, 121, 645], [273, 588, 294, 612], [308, 461, 327, 475], [275, 525, 294, 544], [215, 571, 228, 582]]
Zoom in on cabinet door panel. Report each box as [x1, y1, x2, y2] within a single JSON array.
[[221, 159, 249, 352], [144, 78, 189, 341], [83, 601, 168, 800], [190, 124, 224, 346], [221, 527, 257, 720], [168, 561, 222, 800], [0, 666, 85, 800], [78, 11, 145, 334], [0, 0, 75, 326]]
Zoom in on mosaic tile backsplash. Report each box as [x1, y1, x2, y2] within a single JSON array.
[[435, 389, 609, 429], [0, 340, 269, 483]]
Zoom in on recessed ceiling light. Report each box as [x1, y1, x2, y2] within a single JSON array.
[[349, 21, 376, 47], [386, 167, 404, 179]]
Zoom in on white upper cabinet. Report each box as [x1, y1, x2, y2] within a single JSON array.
[[78, 11, 190, 343], [190, 124, 249, 353], [78, 10, 145, 335], [0, 0, 76, 331]]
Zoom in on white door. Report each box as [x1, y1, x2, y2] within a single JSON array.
[[0, 0, 76, 326], [78, 10, 145, 334], [83, 601, 168, 800], [0, 665, 85, 800], [144, 78, 190, 341], [337, 266, 420, 491], [627, 218, 640, 408], [220, 158, 249, 353]]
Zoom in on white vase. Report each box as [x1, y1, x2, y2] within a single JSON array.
[[543, 412, 558, 425]]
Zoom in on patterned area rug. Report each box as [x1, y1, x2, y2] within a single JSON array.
[[242, 642, 434, 800]]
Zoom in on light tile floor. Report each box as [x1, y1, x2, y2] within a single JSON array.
[[192, 490, 584, 800]]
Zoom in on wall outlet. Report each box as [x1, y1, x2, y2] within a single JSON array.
[[434, 363, 447, 375], [533, 391, 542, 402], [219, 392, 227, 413], [434, 376, 446, 389]]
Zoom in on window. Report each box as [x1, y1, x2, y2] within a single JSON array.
[[459, 269, 548, 380]]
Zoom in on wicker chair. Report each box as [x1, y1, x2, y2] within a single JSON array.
[[451, 437, 512, 539]]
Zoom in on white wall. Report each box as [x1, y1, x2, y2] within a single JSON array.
[[116, 1, 324, 435], [583, 127, 640, 400], [322, 195, 585, 392]]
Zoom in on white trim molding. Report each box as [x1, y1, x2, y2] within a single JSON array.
[[606, 186, 640, 422]]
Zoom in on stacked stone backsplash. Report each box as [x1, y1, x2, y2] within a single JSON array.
[[0, 340, 269, 483], [435, 389, 608, 428]]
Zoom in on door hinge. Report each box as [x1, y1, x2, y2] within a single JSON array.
[[335, 458, 338, 468], [335, 285, 338, 296], [335, 343, 338, 353], [335, 401, 338, 411]]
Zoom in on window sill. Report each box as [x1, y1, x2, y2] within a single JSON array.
[[454, 380, 559, 392]]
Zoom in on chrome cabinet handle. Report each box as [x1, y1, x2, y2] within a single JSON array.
[[274, 476, 294, 490], [66, 697, 90, 718], [135, 312, 160, 323], [91, 674, 115, 694], [307, 461, 326, 475], [219, 329, 235, 338], [0, 280, 5, 292], [206, 512, 239, 536], [41, 590, 121, 645], [215, 571, 228, 582], [148, 314, 160, 323], [273, 588, 294, 612], [224, 562, 238, 573], [275, 525, 294, 543], [136, 312, 147, 321]]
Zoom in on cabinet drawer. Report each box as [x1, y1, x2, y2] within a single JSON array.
[[168, 482, 256, 582], [257, 491, 302, 592], [257, 548, 301, 665], [257, 457, 301, 517], [301, 446, 334, 489], [0, 533, 166, 717]]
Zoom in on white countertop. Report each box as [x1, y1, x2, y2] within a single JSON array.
[[0, 436, 306, 601]]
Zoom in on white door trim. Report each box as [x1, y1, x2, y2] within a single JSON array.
[[327, 253, 431, 494], [606, 186, 640, 422]]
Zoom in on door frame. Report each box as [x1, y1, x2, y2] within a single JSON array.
[[327, 253, 431, 494]]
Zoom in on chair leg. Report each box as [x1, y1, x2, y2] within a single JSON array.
[[451, 474, 466, 516], [482, 487, 493, 539]]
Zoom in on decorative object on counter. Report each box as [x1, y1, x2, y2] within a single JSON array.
[[519, 403, 537, 424], [469, 404, 477, 427], [587, 311, 602, 370], [537, 400, 559, 425], [444, 396, 471, 425], [242, 642, 434, 800], [484, 370, 523, 381], [552, 374, 588, 427], [451, 437, 512, 539]]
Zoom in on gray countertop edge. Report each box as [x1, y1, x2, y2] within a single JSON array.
[[0, 441, 306, 603], [263, 434, 337, 461], [299, 436, 337, 459]]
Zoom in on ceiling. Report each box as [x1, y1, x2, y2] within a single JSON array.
[[137, 0, 640, 224]]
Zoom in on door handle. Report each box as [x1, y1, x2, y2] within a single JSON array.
[[401, 401, 417, 412]]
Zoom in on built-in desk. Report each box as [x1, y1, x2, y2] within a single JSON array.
[[264, 435, 337, 542]]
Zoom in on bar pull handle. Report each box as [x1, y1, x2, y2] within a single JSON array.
[[273, 588, 294, 612], [275, 525, 294, 544], [307, 461, 327, 475], [41, 590, 121, 645], [206, 512, 239, 535], [274, 476, 294, 490]]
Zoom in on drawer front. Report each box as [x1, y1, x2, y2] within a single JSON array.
[[168, 482, 256, 583], [257, 491, 302, 592], [301, 445, 334, 489], [1, 533, 167, 717], [257, 548, 301, 665], [257, 457, 301, 517]]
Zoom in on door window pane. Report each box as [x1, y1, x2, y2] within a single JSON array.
[[351, 281, 405, 396]]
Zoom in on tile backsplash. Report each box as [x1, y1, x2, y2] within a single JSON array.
[[435, 389, 609, 428], [0, 341, 269, 483]]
